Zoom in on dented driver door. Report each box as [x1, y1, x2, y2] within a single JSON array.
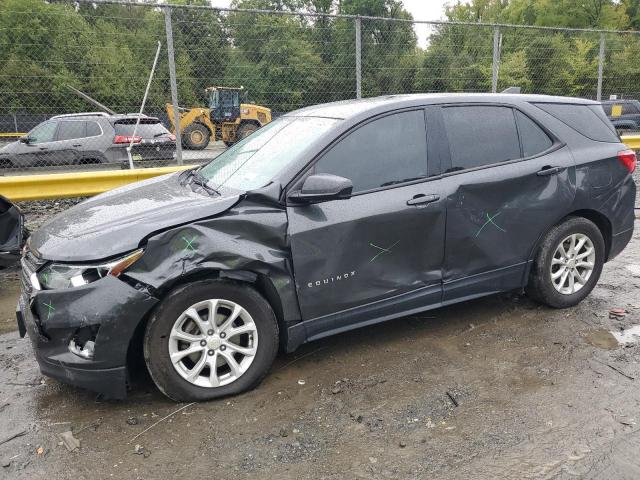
[[286, 109, 445, 340]]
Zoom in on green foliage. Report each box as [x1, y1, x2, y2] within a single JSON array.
[[1, 0, 639, 122]]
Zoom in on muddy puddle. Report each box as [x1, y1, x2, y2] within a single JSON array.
[[0, 223, 638, 479]]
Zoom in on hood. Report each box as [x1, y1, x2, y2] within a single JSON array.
[[0, 141, 18, 154], [29, 172, 241, 262]]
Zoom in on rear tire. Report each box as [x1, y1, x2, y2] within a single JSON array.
[[182, 123, 210, 150], [237, 122, 258, 141], [144, 280, 279, 402], [526, 217, 605, 308]]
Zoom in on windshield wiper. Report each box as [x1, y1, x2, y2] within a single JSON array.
[[188, 169, 220, 196], [153, 132, 167, 138]]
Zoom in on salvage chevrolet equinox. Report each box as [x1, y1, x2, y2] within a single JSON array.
[[17, 94, 637, 401]]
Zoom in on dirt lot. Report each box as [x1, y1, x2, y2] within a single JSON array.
[[1, 211, 640, 479]]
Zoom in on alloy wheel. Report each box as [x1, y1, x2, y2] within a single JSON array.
[[168, 299, 258, 388], [550, 233, 596, 295]]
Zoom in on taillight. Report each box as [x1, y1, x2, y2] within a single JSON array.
[[113, 135, 142, 144], [617, 149, 637, 173], [168, 134, 176, 141]]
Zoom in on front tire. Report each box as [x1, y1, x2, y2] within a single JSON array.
[[182, 123, 210, 150], [526, 217, 605, 308], [144, 280, 279, 402]]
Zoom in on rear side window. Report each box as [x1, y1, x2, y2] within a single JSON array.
[[442, 106, 520, 171], [114, 120, 168, 138], [534, 103, 619, 142], [313, 110, 428, 193], [515, 110, 553, 157], [623, 102, 640, 114], [57, 121, 86, 141], [86, 121, 101, 137]]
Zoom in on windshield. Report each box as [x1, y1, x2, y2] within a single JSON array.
[[199, 116, 339, 191]]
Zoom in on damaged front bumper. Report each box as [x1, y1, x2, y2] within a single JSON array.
[[16, 272, 158, 399]]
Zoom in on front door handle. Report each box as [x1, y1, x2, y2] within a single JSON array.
[[407, 194, 440, 206], [537, 166, 564, 176], [72, 143, 83, 147]]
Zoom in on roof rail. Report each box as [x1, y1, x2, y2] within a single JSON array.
[[50, 112, 111, 119]]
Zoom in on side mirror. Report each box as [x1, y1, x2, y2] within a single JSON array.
[[19, 136, 31, 144], [289, 173, 353, 203]]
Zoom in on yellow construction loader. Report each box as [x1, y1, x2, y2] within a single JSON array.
[[166, 86, 271, 150]]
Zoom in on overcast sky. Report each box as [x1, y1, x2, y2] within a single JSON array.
[[209, 0, 453, 46]]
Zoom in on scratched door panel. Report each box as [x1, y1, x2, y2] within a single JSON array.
[[288, 181, 445, 321], [440, 147, 576, 298]]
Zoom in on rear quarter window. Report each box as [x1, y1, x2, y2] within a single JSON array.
[[515, 110, 553, 157], [534, 103, 619, 142]]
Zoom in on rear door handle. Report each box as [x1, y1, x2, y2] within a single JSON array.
[[72, 143, 83, 147], [38, 147, 48, 151], [407, 194, 440, 206], [537, 166, 564, 176]]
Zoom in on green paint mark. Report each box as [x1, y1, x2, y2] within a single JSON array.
[[181, 235, 196, 252], [43, 300, 55, 320], [369, 240, 400, 263], [475, 211, 506, 238]]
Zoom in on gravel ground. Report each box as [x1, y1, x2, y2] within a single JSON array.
[[0, 197, 639, 478]]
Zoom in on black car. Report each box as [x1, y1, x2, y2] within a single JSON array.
[[17, 94, 636, 401], [601, 99, 640, 133], [0, 195, 25, 267], [0, 113, 176, 168]]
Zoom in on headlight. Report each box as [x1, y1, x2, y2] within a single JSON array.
[[37, 249, 144, 290]]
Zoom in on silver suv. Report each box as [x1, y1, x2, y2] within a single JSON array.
[[0, 112, 176, 168]]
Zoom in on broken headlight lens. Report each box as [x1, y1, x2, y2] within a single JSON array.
[[37, 249, 144, 290]]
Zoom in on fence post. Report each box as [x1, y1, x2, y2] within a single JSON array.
[[597, 33, 605, 101], [355, 16, 362, 99], [164, 6, 183, 165], [491, 27, 500, 93]]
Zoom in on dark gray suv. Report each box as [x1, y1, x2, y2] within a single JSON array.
[[602, 99, 640, 133], [0, 112, 176, 168], [16, 94, 637, 401]]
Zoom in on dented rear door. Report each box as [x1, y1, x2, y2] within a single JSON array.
[[437, 104, 576, 301]]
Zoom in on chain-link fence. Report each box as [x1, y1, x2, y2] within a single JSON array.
[[1, 0, 640, 174]]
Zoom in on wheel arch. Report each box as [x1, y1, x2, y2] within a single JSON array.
[[528, 209, 613, 266], [126, 267, 289, 370], [239, 119, 261, 129]]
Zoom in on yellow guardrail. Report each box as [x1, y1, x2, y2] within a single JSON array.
[[0, 165, 194, 202], [621, 134, 640, 151], [0, 134, 639, 203], [0, 132, 25, 138]]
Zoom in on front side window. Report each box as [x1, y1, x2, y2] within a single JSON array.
[[57, 121, 86, 141], [29, 121, 57, 144], [200, 116, 340, 190], [442, 106, 520, 171], [313, 110, 428, 193]]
